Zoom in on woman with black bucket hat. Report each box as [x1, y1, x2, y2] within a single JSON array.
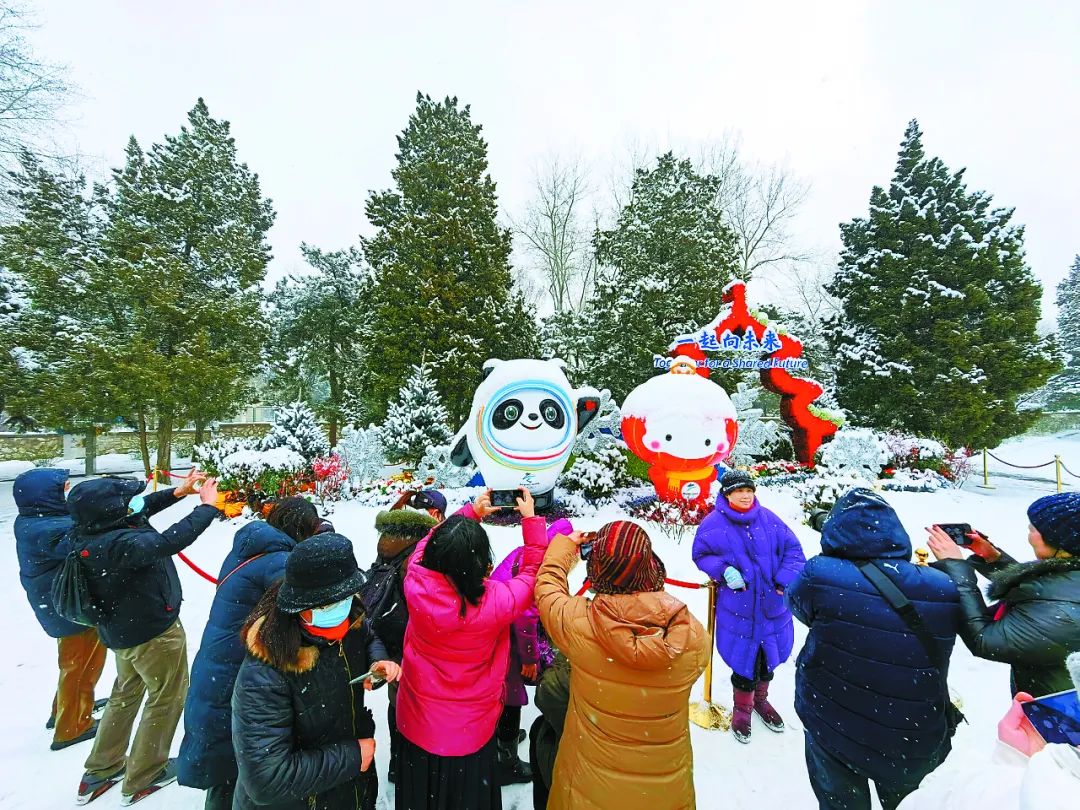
[[231, 533, 401, 810]]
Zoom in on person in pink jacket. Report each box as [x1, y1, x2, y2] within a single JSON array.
[[489, 518, 573, 787], [395, 488, 549, 810]]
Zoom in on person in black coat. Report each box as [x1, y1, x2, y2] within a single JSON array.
[[529, 652, 570, 810], [787, 488, 961, 810], [928, 491, 1080, 697], [179, 497, 325, 810], [71, 473, 221, 806], [13, 468, 107, 750], [231, 533, 401, 810]]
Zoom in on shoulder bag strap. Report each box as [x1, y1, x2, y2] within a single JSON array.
[[217, 553, 267, 590], [856, 560, 944, 669]]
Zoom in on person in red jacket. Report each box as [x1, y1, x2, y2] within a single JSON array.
[[394, 489, 549, 810]]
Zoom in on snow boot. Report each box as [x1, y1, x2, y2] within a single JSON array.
[[51, 719, 99, 751], [497, 738, 533, 785], [120, 758, 178, 806], [754, 681, 785, 732], [76, 765, 125, 806], [732, 688, 754, 743]]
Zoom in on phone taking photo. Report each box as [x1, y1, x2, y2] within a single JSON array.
[[490, 489, 523, 509], [579, 531, 598, 561], [936, 523, 976, 546], [1020, 690, 1080, 746]]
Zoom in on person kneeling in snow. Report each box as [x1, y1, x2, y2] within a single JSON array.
[[535, 521, 709, 810], [787, 488, 962, 810], [691, 469, 805, 742]]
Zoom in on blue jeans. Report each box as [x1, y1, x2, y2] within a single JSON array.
[[803, 733, 935, 810]]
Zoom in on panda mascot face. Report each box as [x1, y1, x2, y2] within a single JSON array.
[[451, 359, 600, 509]]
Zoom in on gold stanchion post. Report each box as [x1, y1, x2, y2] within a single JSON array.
[[689, 580, 731, 730], [977, 448, 995, 489], [1056, 455, 1063, 493], [152, 469, 159, 492]]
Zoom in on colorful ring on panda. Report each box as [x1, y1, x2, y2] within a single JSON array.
[[475, 379, 575, 472]]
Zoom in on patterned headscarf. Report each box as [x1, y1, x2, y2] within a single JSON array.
[[586, 520, 666, 595]]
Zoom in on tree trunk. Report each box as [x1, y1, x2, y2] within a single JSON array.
[[328, 369, 341, 449], [137, 411, 152, 478], [154, 414, 173, 484], [194, 419, 206, 446], [84, 429, 97, 476]]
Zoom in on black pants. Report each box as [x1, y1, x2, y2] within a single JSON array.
[[204, 782, 234, 810], [497, 704, 521, 745], [803, 733, 932, 810], [731, 647, 774, 692], [388, 680, 401, 768], [528, 716, 551, 810]]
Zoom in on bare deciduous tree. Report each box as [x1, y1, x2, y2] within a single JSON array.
[[698, 133, 810, 281], [512, 154, 597, 313]]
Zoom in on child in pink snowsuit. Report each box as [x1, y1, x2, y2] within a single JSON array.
[[490, 518, 573, 785]]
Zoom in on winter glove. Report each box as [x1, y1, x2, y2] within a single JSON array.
[[723, 566, 746, 591]]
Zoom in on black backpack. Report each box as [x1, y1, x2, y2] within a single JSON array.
[[359, 551, 411, 658], [52, 544, 108, 627]]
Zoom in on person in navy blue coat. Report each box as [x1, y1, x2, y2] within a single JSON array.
[[13, 468, 107, 750], [787, 488, 961, 810], [178, 497, 325, 810]]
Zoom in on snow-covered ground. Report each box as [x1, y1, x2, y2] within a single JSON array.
[[0, 435, 1073, 809]]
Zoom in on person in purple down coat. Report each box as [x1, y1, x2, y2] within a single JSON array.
[[692, 469, 806, 743], [490, 517, 571, 786]]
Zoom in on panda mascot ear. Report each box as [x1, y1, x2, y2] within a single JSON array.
[[481, 359, 503, 381], [576, 395, 601, 432]]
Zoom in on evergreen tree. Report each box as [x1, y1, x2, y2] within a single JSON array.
[[268, 244, 370, 445], [380, 364, 452, 466], [261, 401, 330, 461], [577, 153, 739, 402], [826, 121, 1058, 446], [1043, 255, 1080, 410], [361, 93, 537, 424], [99, 99, 275, 473]]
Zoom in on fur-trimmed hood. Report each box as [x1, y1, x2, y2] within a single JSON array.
[[375, 509, 436, 561], [989, 555, 1080, 602], [243, 608, 367, 675]]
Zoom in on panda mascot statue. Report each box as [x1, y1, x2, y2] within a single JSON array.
[[450, 358, 600, 511]]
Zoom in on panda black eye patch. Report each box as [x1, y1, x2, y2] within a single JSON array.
[[493, 399, 524, 430], [539, 399, 565, 429]]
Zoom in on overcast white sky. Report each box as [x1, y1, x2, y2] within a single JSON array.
[[29, 0, 1080, 321]]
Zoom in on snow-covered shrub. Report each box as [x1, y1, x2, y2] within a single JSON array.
[[794, 471, 865, 523], [416, 443, 475, 488], [218, 447, 308, 499], [335, 424, 387, 483], [380, 365, 452, 466], [350, 476, 418, 507], [882, 431, 972, 486], [312, 454, 349, 503], [261, 402, 329, 461], [817, 427, 889, 480], [879, 468, 951, 492], [559, 444, 630, 503], [627, 496, 710, 544], [192, 436, 258, 477]]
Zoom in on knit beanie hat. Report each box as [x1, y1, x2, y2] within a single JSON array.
[[721, 469, 756, 497], [1068, 652, 1080, 693], [586, 520, 666, 595], [1027, 493, 1080, 555]]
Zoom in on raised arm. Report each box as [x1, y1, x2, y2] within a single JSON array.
[[535, 534, 590, 658], [112, 504, 220, 569]]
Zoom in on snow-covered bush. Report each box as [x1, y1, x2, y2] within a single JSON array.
[[882, 432, 972, 486], [794, 471, 865, 523], [416, 443, 475, 488], [312, 454, 349, 503], [192, 436, 258, 477], [217, 447, 308, 500], [572, 388, 622, 456], [335, 424, 387, 483], [380, 365, 452, 466], [261, 402, 329, 461], [559, 443, 630, 503], [880, 468, 951, 492], [817, 427, 889, 480]]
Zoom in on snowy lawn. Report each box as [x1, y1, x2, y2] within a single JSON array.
[[0, 462, 1070, 809]]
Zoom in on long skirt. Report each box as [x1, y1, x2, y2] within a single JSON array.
[[395, 733, 501, 810]]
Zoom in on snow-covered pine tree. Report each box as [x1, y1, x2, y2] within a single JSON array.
[[261, 401, 330, 461], [1042, 256, 1080, 411], [826, 121, 1058, 447], [580, 153, 739, 402], [361, 94, 538, 424], [380, 364, 453, 466]]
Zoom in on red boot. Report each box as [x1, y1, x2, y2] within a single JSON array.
[[732, 688, 754, 743], [754, 681, 785, 732]]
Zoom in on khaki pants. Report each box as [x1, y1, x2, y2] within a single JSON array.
[[84, 621, 189, 796], [54, 627, 107, 744]]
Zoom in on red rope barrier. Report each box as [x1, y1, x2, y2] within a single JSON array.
[[177, 551, 219, 585]]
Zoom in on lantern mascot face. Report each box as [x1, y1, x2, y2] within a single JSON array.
[[450, 358, 601, 511], [621, 358, 739, 506]]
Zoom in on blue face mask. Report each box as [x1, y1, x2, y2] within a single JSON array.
[[127, 494, 146, 516], [308, 597, 353, 628]]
